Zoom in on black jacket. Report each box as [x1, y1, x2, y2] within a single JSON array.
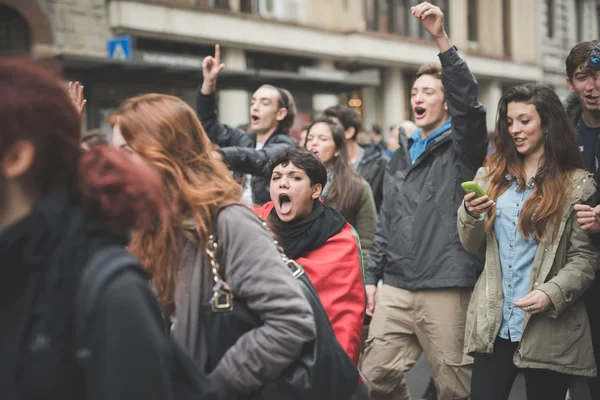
[[0, 188, 173, 400], [196, 92, 297, 205], [356, 143, 388, 211], [364, 46, 488, 289]]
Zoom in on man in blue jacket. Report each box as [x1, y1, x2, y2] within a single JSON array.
[[361, 3, 488, 399]]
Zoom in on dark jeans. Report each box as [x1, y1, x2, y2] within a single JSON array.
[[471, 338, 570, 400]]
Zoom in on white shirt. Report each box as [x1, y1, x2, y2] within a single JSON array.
[[241, 141, 265, 205]]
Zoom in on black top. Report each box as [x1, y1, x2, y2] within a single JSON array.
[[196, 91, 298, 205], [0, 187, 173, 400], [578, 117, 600, 175]]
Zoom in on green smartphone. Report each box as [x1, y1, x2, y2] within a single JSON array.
[[461, 181, 486, 198]]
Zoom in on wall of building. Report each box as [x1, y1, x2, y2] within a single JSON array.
[[15, 0, 566, 134], [36, 0, 111, 56], [540, 0, 600, 96], [305, 0, 364, 32]]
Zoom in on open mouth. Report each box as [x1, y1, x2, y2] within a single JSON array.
[[251, 115, 260, 123], [278, 193, 292, 214], [310, 149, 319, 157], [514, 138, 526, 145], [585, 95, 599, 103], [414, 107, 426, 119]]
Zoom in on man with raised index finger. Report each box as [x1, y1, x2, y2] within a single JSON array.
[[197, 44, 298, 207], [360, 3, 488, 400]]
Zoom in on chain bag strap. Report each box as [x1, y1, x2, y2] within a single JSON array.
[[205, 218, 304, 313]]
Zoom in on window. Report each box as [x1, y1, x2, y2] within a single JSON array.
[[597, 6, 600, 39], [388, 0, 411, 36], [365, 0, 379, 31], [378, 0, 389, 32], [209, 0, 230, 10], [575, 0, 583, 42], [503, 0, 512, 56], [467, 0, 478, 42], [0, 6, 31, 55], [546, 0, 554, 38], [240, 0, 253, 12], [435, 0, 451, 37]]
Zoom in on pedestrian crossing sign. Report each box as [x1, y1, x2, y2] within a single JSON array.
[[107, 36, 132, 61]]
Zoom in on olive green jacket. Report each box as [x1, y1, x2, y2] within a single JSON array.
[[458, 168, 598, 377]]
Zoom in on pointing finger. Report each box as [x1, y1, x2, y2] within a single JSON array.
[[215, 44, 221, 63]]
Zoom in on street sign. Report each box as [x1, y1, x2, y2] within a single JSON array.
[[107, 36, 132, 60]]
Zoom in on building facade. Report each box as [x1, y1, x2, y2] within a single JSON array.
[[540, 0, 600, 97], [0, 0, 555, 140]]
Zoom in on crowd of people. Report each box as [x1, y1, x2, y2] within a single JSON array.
[[3, 2, 600, 400]]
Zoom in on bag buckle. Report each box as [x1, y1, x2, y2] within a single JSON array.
[[286, 259, 305, 279], [211, 289, 233, 312]]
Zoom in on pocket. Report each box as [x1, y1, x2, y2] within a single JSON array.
[[565, 305, 585, 332]]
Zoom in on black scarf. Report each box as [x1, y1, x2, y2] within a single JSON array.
[[269, 200, 346, 259]]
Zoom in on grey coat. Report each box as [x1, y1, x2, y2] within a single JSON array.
[[364, 46, 488, 289], [172, 204, 316, 399]]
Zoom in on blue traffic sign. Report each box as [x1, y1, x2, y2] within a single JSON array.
[[107, 36, 132, 60]]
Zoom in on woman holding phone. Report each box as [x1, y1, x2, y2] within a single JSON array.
[[457, 84, 597, 400]]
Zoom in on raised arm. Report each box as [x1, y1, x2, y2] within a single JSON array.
[[413, 2, 488, 170], [197, 44, 248, 148], [217, 139, 295, 176]]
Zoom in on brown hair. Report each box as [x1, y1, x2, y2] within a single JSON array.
[[0, 58, 165, 236], [416, 63, 442, 80], [259, 84, 297, 134], [108, 94, 242, 310], [304, 117, 363, 223], [485, 84, 583, 242], [566, 40, 599, 81]]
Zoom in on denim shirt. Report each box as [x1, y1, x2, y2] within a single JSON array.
[[495, 175, 538, 342]]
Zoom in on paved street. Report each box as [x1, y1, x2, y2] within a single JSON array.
[[405, 355, 592, 400]]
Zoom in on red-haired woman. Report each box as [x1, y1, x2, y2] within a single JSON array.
[[0, 60, 176, 398], [108, 93, 316, 399], [459, 84, 597, 400]]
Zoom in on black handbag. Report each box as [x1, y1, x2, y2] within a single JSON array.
[[200, 210, 360, 400]]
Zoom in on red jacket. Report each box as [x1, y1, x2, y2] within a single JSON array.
[[255, 202, 365, 364]]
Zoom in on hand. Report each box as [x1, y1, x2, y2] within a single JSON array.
[[464, 192, 495, 219], [201, 44, 225, 95], [575, 204, 600, 233], [514, 290, 552, 315], [366, 284, 377, 316], [68, 81, 87, 118], [211, 150, 223, 160], [411, 2, 446, 39]]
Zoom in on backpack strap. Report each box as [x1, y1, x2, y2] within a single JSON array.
[[74, 245, 142, 365]]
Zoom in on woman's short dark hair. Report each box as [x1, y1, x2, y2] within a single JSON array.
[[268, 147, 327, 187]]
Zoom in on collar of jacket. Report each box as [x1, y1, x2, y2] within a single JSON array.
[[564, 92, 583, 124], [248, 130, 290, 146], [405, 128, 453, 170], [358, 143, 384, 165]]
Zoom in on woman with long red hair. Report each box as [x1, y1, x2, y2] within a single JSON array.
[[458, 84, 597, 400], [0, 59, 178, 399], [108, 93, 316, 399]]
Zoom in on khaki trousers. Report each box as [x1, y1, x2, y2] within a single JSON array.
[[361, 285, 473, 400]]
